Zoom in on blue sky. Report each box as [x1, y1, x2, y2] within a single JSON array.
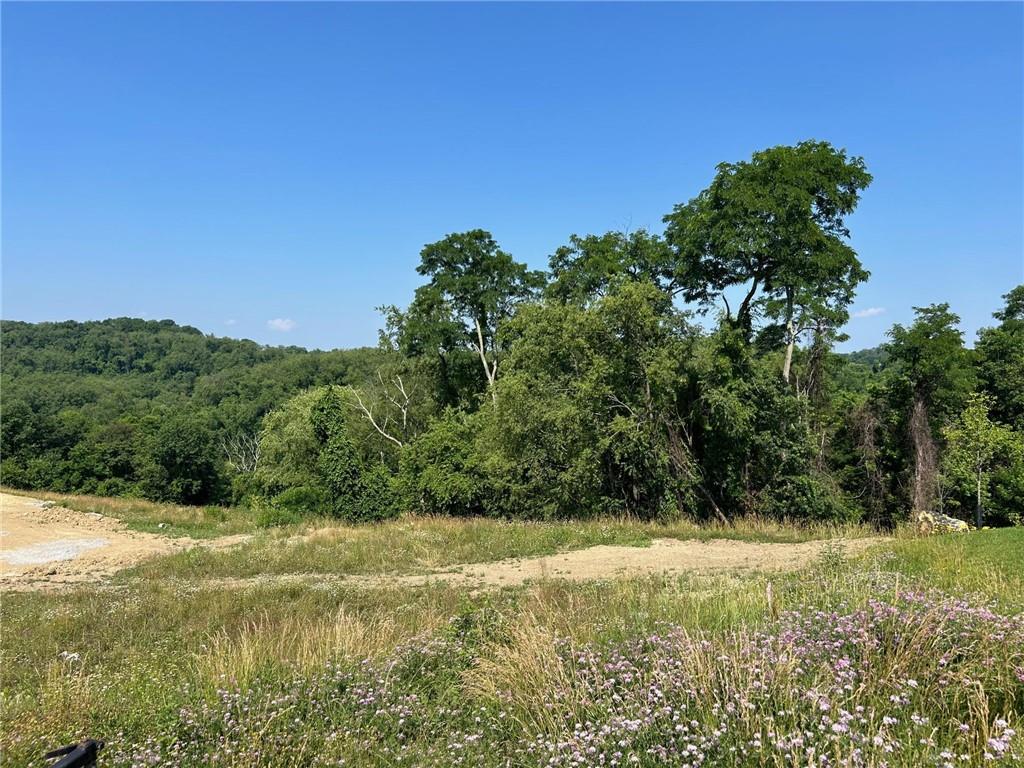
[[3, 2, 1021, 351]]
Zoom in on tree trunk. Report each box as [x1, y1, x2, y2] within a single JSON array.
[[782, 316, 795, 384], [975, 472, 983, 528], [474, 318, 497, 403], [910, 397, 938, 512], [782, 291, 795, 384], [736, 279, 760, 338]]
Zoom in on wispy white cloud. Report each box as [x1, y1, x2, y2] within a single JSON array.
[[267, 318, 297, 332], [852, 307, 886, 319], [225, 319, 237, 326]]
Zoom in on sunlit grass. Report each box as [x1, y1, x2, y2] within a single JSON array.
[[861, 527, 1024, 609], [1, 528, 1021, 766], [2, 487, 878, 554]]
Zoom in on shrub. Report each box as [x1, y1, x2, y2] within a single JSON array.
[[761, 474, 861, 522], [271, 485, 327, 516], [94, 477, 133, 498], [0, 458, 28, 488], [399, 410, 489, 516], [229, 472, 261, 507], [352, 465, 401, 522], [254, 503, 302, 529]]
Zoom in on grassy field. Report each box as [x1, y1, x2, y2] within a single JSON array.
[[1, 488, 259, 539], [1, 493, 1021, 766], [3, 487, 877, 577]]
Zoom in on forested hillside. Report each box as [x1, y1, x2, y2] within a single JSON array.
[[1, 318, 386, 503], [3, 141, 1022, 526]]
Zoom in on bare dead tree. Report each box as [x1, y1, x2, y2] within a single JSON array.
[[221, 430, 262, 473], [346, 371, 414, 448]]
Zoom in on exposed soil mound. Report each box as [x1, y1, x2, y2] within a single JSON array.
[[0, 493, 247, 591]]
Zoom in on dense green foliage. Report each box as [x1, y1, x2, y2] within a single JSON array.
[[3, 141, 1022, 525], [1, 318, 387, 507]]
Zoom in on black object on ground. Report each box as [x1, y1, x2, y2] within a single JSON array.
[[43, 739, 105, 768]]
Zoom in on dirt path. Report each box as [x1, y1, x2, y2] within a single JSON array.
[[2, 491, 887, 593], [210, 536, 886, 592], [0, 493, 247, 591]]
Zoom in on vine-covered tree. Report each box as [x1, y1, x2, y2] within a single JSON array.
[[885, 304, 976, 512]]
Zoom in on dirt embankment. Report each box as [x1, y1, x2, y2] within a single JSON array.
[[0, 493, 246, 591]]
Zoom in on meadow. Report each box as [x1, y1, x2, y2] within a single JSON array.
[[1, 494, 1022, 767]]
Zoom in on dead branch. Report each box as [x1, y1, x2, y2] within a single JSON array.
[[221, 430, 262, 473]]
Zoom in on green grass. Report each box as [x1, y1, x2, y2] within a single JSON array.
[[863, 527, 1024, 609], [124, 514, 877, 581], [0, 528, 1019, 768], [4, 487, 877, 583], [123, 518, 651, 580]]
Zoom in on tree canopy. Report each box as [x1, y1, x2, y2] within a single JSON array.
[[664, 141, 872, 382], [3, 142, 1021, 528]]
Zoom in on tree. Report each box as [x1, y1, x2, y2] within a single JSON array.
[[311, 388, 363, 517], [415, 230, 546, 400], [976, 285, 1024, 430], [942, 393, 1022, 527], [342, 356, 437, 459], [139, 413, 220, 504], [221, 430, 261, 473], [886, 304, 976, 512], [887, 304, 976, 425], [379, 285, 472, 409], [254, 386, 390, 519], [480, 281, 691, 520], [547, 229, 675, 305], [663, 141, 872, 382], [398, 409, 490, 517], [254, 388, 326, 496]]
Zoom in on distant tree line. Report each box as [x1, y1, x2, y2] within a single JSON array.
[[3, 141, 1022, 526], [1, 318, 387, 505]]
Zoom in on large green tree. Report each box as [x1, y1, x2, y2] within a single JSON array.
[[379, 285, 473, 409], [885, 304, 976, 512], [886, 304, 976, 427], [138, 413, 221, 505], [663, 141, 872, 382], [547, 229, 675, 305], [414, 230, 546, 400], [976, 285, 1024, 430]]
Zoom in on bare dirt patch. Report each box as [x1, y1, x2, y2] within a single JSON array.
[[2, 491, 887, 593], [0, 493, 248, 591], [210, 536, 887, 592]]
